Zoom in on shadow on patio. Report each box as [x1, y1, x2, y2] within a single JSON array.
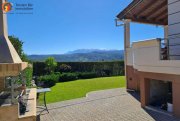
[[128, 90, 180, 121]]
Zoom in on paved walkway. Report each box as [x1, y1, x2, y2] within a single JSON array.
[[38, 88, 180, 121]]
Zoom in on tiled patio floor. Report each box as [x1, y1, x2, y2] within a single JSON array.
[[37, 88, 180, 121]]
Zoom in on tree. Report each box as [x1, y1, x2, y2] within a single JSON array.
[[9, 35, 28, 62], [45, 57, 57, 74], [9, 36, 32, 86]]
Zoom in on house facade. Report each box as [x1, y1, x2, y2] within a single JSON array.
[[117, 0, 180, 117]]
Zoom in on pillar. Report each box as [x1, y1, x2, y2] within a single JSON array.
[[124, 19, 131, 49], [0, 0, 8, 37], [124, 19, 131, 89], [164, 25, 168, 44], [173, 80, 180, 117], [0, 77, 5, 91], [140, 77, 150, 107]]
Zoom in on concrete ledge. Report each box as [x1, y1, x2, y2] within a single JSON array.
[[19, 88, 37, 120], [0, 62, 28, 77], [0, 104, 19, 121]]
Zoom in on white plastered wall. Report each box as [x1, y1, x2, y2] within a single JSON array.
[[131, 39, 180, 75]]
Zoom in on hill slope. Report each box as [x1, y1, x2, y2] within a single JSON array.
[[28, 49, 124, 62]]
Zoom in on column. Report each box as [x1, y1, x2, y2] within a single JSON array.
[[164, 25, 168, 39], [140, 77, 150, 107], [0, 0, 8, 37], [124, 19, 131, 49], [173, 80, 180, 117], [124, 19, 131, 89], [164, 25, 168, 44], [0, 77, 5, 91]]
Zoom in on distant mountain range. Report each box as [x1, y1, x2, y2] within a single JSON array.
[[28, 49, 124, 62], [66, 49, 120, 54]]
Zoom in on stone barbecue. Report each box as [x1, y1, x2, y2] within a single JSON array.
[[0, 0, 36, 121]]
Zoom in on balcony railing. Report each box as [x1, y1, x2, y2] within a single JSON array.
[[160, 38, 180, 60], [160, 38, 169, 60]]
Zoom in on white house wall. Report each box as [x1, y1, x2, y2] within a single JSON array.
[[131, 39, 180, 75], [126, 48, 133, 66]]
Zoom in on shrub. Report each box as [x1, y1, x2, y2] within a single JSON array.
[[54, 72, 61, 75], [37, 74, 59, 87], [77, 72, 97, 79], [59, 73, 78, 82], [19, 64, 33, 87], [24, 65, 33, 87], [59, 64, 72, 73]]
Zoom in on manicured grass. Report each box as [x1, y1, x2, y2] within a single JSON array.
[[39, 76, 125, 104]]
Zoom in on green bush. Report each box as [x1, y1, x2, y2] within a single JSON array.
[[37, 74, 59, 87], [24, 65, 33, 87], [54, 72, 61, 75], [59, 64, 72, 73], [59, 73, 78, 82], [77, 72, 97, 79], [19, 64, 33, 87]]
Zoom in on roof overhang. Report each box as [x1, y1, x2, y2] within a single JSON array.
[[117, 0, 168, 26]]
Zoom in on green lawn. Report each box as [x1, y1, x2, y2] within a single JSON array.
[[39, 76, 126, 104]]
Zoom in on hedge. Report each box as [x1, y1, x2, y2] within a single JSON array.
[[59, 73, 78, 82], [77, 72, 97, 79], [33, 61, 124, 76]]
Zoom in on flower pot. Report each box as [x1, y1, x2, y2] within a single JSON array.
[[167, 103, 173, 113]]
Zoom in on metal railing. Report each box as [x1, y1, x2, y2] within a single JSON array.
[[159, 38, 170, 60], [159, 38, 180, 60]]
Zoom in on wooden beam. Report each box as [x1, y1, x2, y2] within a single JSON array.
[[146, 1, 167, 19], [117, 0, 143, 19], [163, 18, 168, 24], [154, 9, 167, 21], [128, 17, 166, 25], [136, 0, 156, 18], [157, 12, 168, 20], [156, 13, 168, 21], [117, 0, 168, 25]]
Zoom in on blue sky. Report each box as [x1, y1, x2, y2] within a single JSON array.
[[7, 0, 164, 54]]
